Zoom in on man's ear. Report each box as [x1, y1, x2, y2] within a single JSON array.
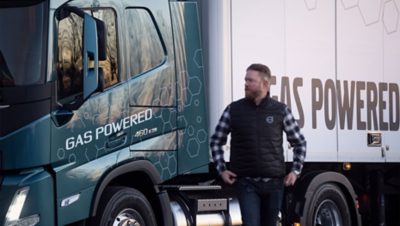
[[263, 79, 269, 88]]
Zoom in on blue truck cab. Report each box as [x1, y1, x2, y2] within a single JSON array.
[[0, 0, 214, 225]]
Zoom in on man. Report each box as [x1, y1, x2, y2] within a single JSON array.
[[210, 63, 306, 226]]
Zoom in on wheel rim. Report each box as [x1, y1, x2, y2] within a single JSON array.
[[314, 199, 343, 226], [113, 208, 142, 226]]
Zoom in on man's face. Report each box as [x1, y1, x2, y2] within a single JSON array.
[[244, 70, 268, 100]]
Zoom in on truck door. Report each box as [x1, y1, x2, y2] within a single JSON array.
[[50, 3, 127, 225]]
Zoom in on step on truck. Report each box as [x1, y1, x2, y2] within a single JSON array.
[[1, 0, 400, 226]]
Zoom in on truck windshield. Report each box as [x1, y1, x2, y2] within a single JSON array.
[[0, 0, 47, 87]]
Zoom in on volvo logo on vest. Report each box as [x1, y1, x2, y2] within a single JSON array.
[[266, 116, 274, 124]]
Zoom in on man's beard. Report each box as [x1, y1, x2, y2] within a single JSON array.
[[245, 89, 262, 100]]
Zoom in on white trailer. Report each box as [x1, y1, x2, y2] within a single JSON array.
[[201, 1, 400, 225]]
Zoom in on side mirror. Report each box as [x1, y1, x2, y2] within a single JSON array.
[[55, 6, 107, 113], [82, 14, 107, 99], [83, 14, 99, 100]]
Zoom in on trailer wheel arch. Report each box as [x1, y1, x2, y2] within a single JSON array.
[[90, 160, 173, 226], [297, 171, 361, 226]]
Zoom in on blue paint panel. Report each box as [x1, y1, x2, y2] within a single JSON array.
[[0, 115, 51, 169], [171, 2, 209, 174]]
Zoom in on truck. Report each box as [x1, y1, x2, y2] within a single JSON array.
[[0, 0, 399, 226]]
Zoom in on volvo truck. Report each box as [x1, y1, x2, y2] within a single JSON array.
[[1, 0, 239, 225], [1, 0, 400, 226]]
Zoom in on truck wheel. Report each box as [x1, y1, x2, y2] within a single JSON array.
[[93, 186, 157, 226], [306, 183, 351, 226]]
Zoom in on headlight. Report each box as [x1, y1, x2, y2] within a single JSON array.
[[4, 187, 40, 226]]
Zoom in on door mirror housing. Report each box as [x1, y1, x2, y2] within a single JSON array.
[[56, 6, 106, 111], [83, 13, 99, 100]]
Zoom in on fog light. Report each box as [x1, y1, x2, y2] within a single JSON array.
[[6, 187, 29, 221], [5, 214, 40, 226], [4, 187, 40, 226]]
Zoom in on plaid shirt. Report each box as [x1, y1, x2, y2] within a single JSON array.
[[210, 104, 306, 176]]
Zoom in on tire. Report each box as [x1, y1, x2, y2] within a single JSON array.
[[92, 186, 157, 226], [305, 183, 351, 226]]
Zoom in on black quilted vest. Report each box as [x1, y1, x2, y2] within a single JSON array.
[[229, 96, 286, 178]]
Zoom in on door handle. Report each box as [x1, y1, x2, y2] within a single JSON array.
[[106, 131, 127, 149]]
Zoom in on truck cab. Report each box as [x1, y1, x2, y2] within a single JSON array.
[[0, 0, 213, 225]]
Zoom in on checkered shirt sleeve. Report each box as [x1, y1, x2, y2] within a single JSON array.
[[210, 105, 231, 174], [283, 107, 307, 175]]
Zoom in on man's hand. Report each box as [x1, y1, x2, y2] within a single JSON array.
[[221, 170, 237, 185], [284, 171, 298, 186]]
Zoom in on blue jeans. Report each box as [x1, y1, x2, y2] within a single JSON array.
[[236, 177, 284, 226]]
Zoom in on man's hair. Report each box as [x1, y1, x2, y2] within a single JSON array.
[[247, 63, 271, 81]]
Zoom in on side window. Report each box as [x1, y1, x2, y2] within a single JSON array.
[[92, 9, 118, 88], [57, 12, 83, 100], [126, 9, 164, 77], [57, 7, 119, 101]]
